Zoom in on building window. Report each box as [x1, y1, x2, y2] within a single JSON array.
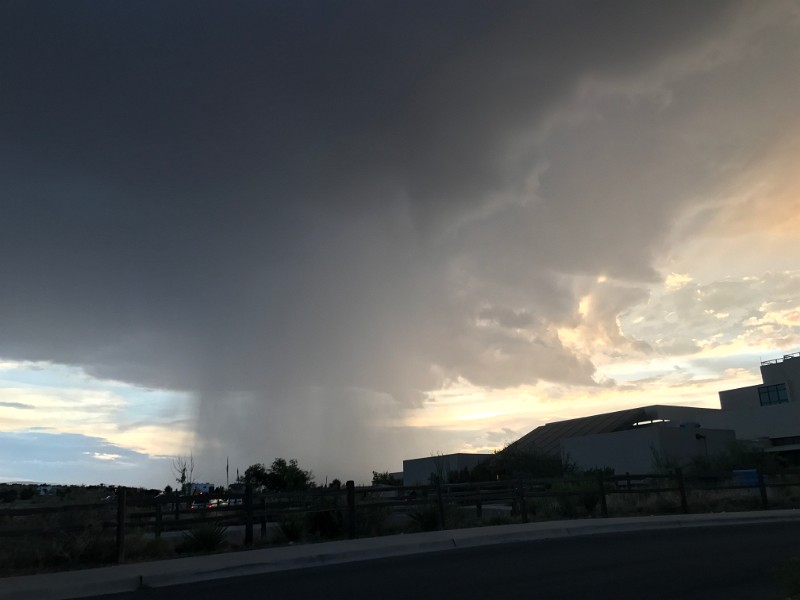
[[759, 383, 789, 406]]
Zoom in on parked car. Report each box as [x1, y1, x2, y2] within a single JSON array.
[[189, 498, 227, 510]]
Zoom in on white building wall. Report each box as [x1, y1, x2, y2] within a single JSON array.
[[561, 426, 735, 474], [658, 427, 734, 463], [651, 402, 800, 445], [761, 354, 800, 386], [719, 385, 761, 410], [561, 427, 660, 473], [711, 402, 800, 442]]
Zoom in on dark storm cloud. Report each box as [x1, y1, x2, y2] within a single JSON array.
[[4, 0, 793, 475], [1, 1, 735, 207]]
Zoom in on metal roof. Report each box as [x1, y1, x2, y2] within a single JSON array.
[[508, 406, 650, 456]]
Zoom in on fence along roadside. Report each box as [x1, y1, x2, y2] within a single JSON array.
[[0, 468, 794, 567]]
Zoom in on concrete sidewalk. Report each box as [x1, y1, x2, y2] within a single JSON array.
[[5, 509, 800, 600]]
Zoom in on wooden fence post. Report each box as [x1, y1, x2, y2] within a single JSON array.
[[155, 501, 162, 538], [116, 487, 127, 564], [346, 480, 356, 539], [675, 468, 689, 514], [757, 469, 769, 510], [517, 482, 528, 523], [598, 474, 608, 518], [244, 483, 253, 546], [260, 496, 267, 538], [435, 480, 445, 530]]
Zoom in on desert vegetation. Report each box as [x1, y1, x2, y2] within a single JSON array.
[[5, 445, 800, 577]]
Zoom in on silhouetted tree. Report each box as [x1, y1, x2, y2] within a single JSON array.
[[266, 458, 314, 491], [371, 471, 401, 486], [243, 463, 269, 486], [172, 453, 195, 494], [243, 458, 314, 491]]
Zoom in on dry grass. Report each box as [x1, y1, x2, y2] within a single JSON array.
[[4, 478, 800, 577]]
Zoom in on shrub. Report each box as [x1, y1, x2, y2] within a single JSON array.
[[177, 524, 228, 554], [306, 497, 344, 539], [688, 489, 761, 513], [119, 535, 175, 561], [526, 496, 562, 521], [356, 504, 392, 537], [1, 537, 54, 573], [0, 531, 113, 573], [605, 490, 683, 516], [580, 491, 600, 515], [140, 537, 175, 559], [76, 532, 117, 565], [555, 493, 578, 518], [276, 515, 305, 543], [408, 503, 441, 532], [1, 488, 18, 503]]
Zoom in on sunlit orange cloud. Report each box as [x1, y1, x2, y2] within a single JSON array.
[[110, 425, 194, 458], [407, 260, 799, 450], [708, 142, 800, 238], [664, 130, 800, 279], [405, 359, 758, 450]]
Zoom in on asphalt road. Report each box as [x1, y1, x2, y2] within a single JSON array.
[[89, 522, 800, 600]]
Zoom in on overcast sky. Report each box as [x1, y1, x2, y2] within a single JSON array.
[[2, 1, 799, 488]]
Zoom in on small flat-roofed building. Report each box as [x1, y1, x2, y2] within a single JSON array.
[[403, 453, 491, 486]]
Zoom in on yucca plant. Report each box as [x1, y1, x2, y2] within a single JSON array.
[[178, 524, 228, 553]]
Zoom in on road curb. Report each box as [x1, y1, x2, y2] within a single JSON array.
[[4, 509, 800, 600], [138, 537, 459, 589]]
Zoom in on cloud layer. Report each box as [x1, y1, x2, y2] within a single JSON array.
[[2, 2, 799, 481]]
